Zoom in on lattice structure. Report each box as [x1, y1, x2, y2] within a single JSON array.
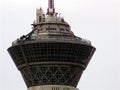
[[21, 65, 82, 87]]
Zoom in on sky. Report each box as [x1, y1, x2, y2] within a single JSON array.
[[0, 0, 120, 90]]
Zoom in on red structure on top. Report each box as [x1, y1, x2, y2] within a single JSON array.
[[47, 0, 55, 15]]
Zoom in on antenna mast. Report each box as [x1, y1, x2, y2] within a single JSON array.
[[47, 0, 55, 15]]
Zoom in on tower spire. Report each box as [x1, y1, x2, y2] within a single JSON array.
[[47, 0, 55, 15]]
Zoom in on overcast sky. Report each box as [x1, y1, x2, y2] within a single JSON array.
[[0, 0, 120, 90]]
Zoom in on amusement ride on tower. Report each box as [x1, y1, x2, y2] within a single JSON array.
[[8, 0, 96, 90]]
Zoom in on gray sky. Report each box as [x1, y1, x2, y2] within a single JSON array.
[[0, 0, 120, 90]]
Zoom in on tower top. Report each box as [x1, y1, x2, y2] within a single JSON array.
[[47, 0, 55, 15], [8, 0, 96, 89]]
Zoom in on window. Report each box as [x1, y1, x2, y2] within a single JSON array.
[[52, 87, 60, 90], [60, 28, 65, 31], [46, 28, 56, 30], [39, 16, 41, 22]]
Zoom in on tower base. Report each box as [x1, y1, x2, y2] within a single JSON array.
[[28, 85, 79, 90]]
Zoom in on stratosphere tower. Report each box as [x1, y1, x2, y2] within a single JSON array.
[[8, 0, 96, 90]]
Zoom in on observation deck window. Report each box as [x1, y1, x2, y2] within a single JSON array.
[[46, 28, 57, 30], [60, 28, 65, 31]]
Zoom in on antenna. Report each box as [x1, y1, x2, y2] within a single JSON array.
[[47, 0, 55, 15]]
